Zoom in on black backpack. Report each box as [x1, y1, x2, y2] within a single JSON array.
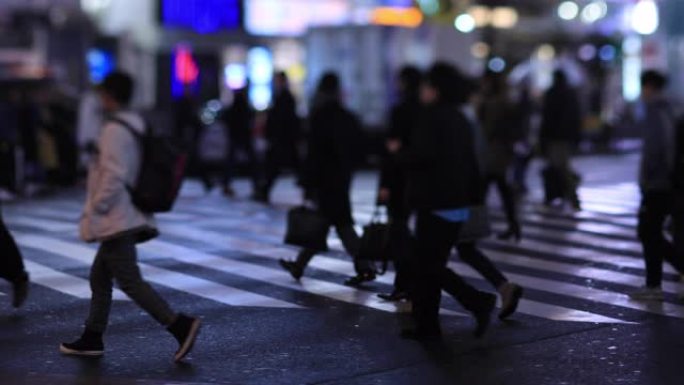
[[110, 118, 187, 213]]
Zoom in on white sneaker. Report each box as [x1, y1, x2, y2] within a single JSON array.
[[628, 286, 664, 302]]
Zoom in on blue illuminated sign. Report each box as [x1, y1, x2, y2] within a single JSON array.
[[86, 49, 115, 84], [160, 0, 240, 34]]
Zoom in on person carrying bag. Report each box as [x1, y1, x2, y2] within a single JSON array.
[[279, 73, 376, 286]]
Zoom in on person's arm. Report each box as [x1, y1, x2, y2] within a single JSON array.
[[91, 122, 136, 213]]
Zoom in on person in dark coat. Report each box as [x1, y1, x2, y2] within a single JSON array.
[[220, 88, 258, 196], [376, 66, 422, 302], [279, 73, 376, 286], [255, 72, 301, 203], [0, 204, 29, 308], [401, 63, 496, 341], [479, 73, 522, 241], [540, 70, 582, 210]]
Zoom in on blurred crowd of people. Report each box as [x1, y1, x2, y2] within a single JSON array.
[[9, 59, 684, 360]]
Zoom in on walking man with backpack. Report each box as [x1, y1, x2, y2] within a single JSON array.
[[60, 72, 201, 361], [629, 70, 684, 301]]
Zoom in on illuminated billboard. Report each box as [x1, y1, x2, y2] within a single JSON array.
[[245, 0, 351, 36], [160, 0, 241, 34]]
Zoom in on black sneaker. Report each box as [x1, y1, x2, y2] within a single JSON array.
[[167, 314, 201, 362], [60, 329, 104, 357], [12, 274, 29, 309], [344, 271, 376, 287], [473, 293, 497, 338], [279, 259, 304, 281]]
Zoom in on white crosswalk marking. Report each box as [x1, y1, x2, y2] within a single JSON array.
[[23, 259, 129, 301], [4, 174, 683, 325], [160, 224, 630, 323], [13, 232, 300, 309]]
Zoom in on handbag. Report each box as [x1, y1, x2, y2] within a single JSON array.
[[358, 209, 392, 274], [284, 206, 330, 251], [457, 206, 492, 242]]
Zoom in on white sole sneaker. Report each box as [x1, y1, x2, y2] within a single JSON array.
[[174, 319, 201, 362], [59, 344, 104, 357]]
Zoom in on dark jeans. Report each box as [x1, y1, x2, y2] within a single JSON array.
[[486, 174, 519, 229], [412, 212, 492, 332], [295, 224, 374, 274], [0, 212, 26, 284], [86, 235, 176, 333], [638, 190, 684, 288]]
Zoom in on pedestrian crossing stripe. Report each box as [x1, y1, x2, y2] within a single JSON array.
[[22, 259, 129, 301], [13, 232, 301, 310], [158, 224, 633, 324], [1, 181, 678, 325]]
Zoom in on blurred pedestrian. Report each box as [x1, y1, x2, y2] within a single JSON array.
[[629, 70, 684, 301], [376, 66, 422, 302], [479, 73, 522, 241], [0, 206, 29, 308], [219, 88, 259, 197], [255, 72, 301, 203], [279, 73, 376, 286], [540, 70, 582, 210], [60, 72, 201, 361], [401, 64, 496, 341]]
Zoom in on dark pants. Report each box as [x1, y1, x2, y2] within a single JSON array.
[[0, 211, 26, 284], [412, 212, 491, 332], [261, 144, 299, 199], [455, 242, 507, 290], [85, 235, 176, 333], [224, 140, 259, 188], [638, 190, 684, 288], [296, 224, 374, 274], [486, 174, 519, 230]]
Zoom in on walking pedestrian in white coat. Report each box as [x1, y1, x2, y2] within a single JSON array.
[[60, 72, 201, 362]]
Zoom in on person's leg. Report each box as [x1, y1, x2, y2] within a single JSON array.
[[106, 236, 176, 327], [84, 244, 115, 334], [222, 141, 238, 191], [455, 242, 523, 319], [60, 243, 112, 356], [335, 224, 377, 286], [636, 191, 670, 294], [456, 243, 507, 289], [280, 248, 317, 281], [0, 212, 29, 308], [493, 175, 521, 241], [0, 213, 27, 283], [409, 212, 454, 336]]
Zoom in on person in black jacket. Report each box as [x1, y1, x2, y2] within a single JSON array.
[[1, 205, 29, 308], [479, 74, 522, 241], [279, 73, 376, 286], [540, 70, 582, 210], [220, 88, 259, 197], [401, 64, 496, 341], [255, 72, 301, 203], [376, 66, 422, 302]]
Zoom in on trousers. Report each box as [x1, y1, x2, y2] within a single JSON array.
[[0, 210, 26, 284], [638, 190, 684, 287], [412, 212, 491, 332], [85, 235, 176, 333]]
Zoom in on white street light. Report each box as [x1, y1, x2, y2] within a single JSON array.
[[631, 0, 659, 35], [558, 1, 579, 21], [455, 13, 476, 33]]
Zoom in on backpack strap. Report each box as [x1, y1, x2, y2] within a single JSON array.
[[108, 117, 144, 144]]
